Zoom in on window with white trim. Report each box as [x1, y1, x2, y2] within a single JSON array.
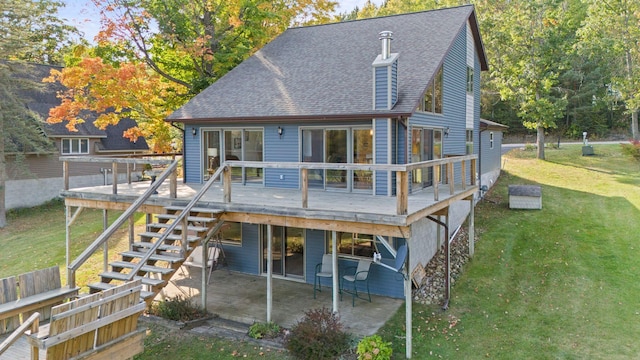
[[466, 130, 474, 155], [61, 138, 89, 155], [490, 132, 494, 149], [466, 66, 474, 93]]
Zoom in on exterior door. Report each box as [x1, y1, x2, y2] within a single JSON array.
[[411, 128, 443, 189], [262, 226, 304, 278], [203, 130, 221, 180]]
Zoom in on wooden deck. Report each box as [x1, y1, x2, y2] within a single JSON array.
[[62, 179, 476, 237]]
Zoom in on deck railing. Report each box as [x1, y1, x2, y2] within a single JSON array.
[[61, 155, 178, 196], [223, 154, 477, 215]]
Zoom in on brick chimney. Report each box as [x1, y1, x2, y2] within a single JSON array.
[[372, 31, 399, 110]]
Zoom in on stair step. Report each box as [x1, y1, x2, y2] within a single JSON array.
[[132, 242, 188, 253], [100, 271, 165, 287], [120, 250, 184, 263], [155, 214, 219, 224], [148, 223, 209, 233], [139, 232, 201, 243], [88, 282, 155, 300], [110, 261, 175, 275], [164, 206, 223, 215]]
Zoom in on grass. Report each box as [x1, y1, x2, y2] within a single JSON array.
[[379, 143, 640, 359], [3, 143, 639, 359], [0, 199, 143, 289]]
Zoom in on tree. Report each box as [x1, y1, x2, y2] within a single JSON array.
[[0, 0, 73, 228], [578, 0, 640, 140], [92, 0, 337, 94], [481, 0, 581, 159], [45, 55, 185, 152], [46, 0, 337, 152]]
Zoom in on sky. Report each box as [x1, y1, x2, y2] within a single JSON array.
[[58, 0, 384, 43]]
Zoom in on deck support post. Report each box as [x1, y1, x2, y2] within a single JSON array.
[[405, 239, 412, 359], [332, 231, 339, 313], [129, 215, 135, 247], [103, 210, 108, 273], [301, 168, 308, 209], [448, 163, 455, 195], [396, 171, 408, 215], [112, 162, 118, 194], [201, 241, 208, 311], [170, 168, 177, 198], [65, 205, 71, 275], [266, 225, 273, 323], [63, 160, 69, 190], [223, 167, 232, 203], [461, 160, 467, 190]]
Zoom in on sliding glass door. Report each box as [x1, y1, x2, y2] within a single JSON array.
[[411, 127, 443, 190], [262, 226, 304, 278], [301, 127, 372, 191], [203, 128, 263, 183]]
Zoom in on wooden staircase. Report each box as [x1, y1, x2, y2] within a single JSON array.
[[88, 206, 225, 304]]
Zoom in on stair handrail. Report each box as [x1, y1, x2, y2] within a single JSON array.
[[124, 164, 228, 281], [67, 159, 180, 288], [0, 312, 39, 356]]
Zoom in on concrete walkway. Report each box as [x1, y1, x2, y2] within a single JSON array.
[[160, 269, 404, 337]]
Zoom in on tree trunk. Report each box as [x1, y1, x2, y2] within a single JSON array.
[[537, 125, 545, 160], [632, 109, 639, 140]]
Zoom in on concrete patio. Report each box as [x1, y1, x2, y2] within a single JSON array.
[[159, 268, 404, 336]]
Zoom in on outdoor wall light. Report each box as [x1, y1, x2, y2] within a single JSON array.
[[444, 127, 450, 138], [192, 127, 197, 136], [277, 126, 284, 138]]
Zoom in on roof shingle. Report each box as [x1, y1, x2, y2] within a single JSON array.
[[168, 5, 486, 122]]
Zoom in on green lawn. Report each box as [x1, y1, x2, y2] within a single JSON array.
[[2, 143, 638, 359], [379, 143, 640, 359]]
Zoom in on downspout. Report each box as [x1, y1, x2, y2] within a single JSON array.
[[478, 127, 484, 198], [426, 215, 450, 310]]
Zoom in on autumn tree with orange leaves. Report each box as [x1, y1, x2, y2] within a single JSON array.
[[46, 0, 337, 152], [45, 57, 186, 152]]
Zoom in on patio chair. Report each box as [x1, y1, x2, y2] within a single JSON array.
[[340, 259, 372, 306], [313, 254, 333, 298], [182, 244, 220, 284]]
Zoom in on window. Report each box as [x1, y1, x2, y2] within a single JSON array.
[[61, 138, 89, 155], [203, 129, 263, 182], [420, 65, 443, 114], [221, 222, 242, 245], [328, 232, 377, 258], [466, 66, 474, 93], [489, 132, 494, 149], [466, 130, 474, 155]]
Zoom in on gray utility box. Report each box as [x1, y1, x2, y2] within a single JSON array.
[[508, 185, 542, 210]]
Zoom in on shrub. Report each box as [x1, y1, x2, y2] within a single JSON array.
[[356, 335, 392, 360], [621, 140, 640, 163], [248, 321, 281, 339], [149, 295, 207, 321], [286, 307, 352, 359]]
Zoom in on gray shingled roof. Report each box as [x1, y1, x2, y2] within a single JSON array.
[[168, 5, 487, 122]]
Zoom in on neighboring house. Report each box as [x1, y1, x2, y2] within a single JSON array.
[[479, 118, 508, 192], [5, 63, 149, 210], [167, 5, 488, 299]]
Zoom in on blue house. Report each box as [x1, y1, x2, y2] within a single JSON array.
[[167, 4, 487, 301], [52, 5, 488, 357]]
